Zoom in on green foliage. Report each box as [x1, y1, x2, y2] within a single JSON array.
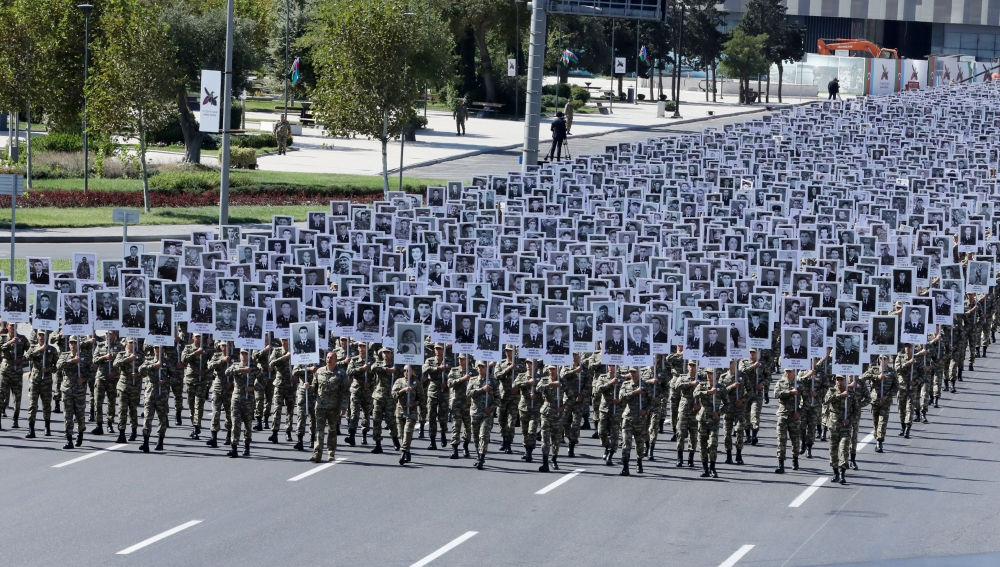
[[719, 30, 770, 103], [32, 133, 83, 154], [230, 147, 258, 169], [233, 134, 280, 149]]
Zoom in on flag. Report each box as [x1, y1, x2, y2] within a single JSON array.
[[639, 46, 649, 63], [290, 57, 301, 85], [562, 50, 578, 66]]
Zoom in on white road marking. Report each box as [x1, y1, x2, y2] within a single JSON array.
[[51, 444, 128, 468], [287, 458, 347, 481], [856, 432, 875, 451], [789, 477, 828, 508], [116, 520, 202, 555], [535, 468, 585, 494], [410, 531, 478, 567], [719, 544, 755, 567]]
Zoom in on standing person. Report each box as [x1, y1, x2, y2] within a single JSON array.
[[293, 364, 317, 451], [267, 338, 296, 444], [644, 357, 668, 461], [114, 339, 143, 443], [392, 364, 424, 465], [513, 359, 541, 462], [618, 366, 652, 476], [24, 331, 57, 438], [0, 322, 28, 430], [587, 351, 604, 438], [421, 344, 450, 450], [548, 112, 568, 161], [453, 98, 467, 136], [667, 347, 685, 441], [720, 359, 748, 465], [560, 353, 591, 458], [165, 329, 186, 426], [494, 345, 521, 454], [252, 334, 276, 430], [207, 341, 234, 448], [467, 360, 497, 470], [537, 364, 566, 473], [694, 368, 727, 478], [848, 371, 871, 470], [57, 336, 90, 449], [672, 361, 700, 468], [824, 374, 854, 484], [182, 334, 214, 439], [447, 354, 473, 459], [92, 331, 121, 435], [827, 77, 840, 100], [309, 349, 349, 463], [894, 343, 920, 439], [228, 348, 260, 458], [865, 354, 897, 453], [273, 115, 292, 155], [774, 368, 803, 473], [740, 349, 767, 446], [371, 347, 401, 454], [563, 99, 574, 134], [345, 342, 374, 446], [138, 346, 170, 453]]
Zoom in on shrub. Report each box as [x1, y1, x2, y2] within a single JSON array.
[[33, 133, 83, 154], [665, 100, 677, 111], [637, 94, 646, 101], [230, 148, 257, 169], [571, 86, 590, 104], [542, 83, 572, 98], [233, 134, 277, 149]]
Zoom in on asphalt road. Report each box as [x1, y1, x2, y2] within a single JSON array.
[[1, 347, 998, 567]]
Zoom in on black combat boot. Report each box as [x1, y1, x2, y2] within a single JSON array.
[[372, 439, 384, 454], [526, 446, 535, 463], [806, 443, 813, 459], [294, 434, 304, 451], [92, 423, 103, 435], [764, 391, 770, 404], [253, 417, 263, 431], [538, 454, 550, 473], [176, 409, 183, 427], [647, 442, 655, 461], [605, 449, 615, 466], [45, 420, 52, 436], [116, 429, 127, 444], [792, 455, 799, 471], [850, 454, 858, 470], [399, 451, 407, 466], [107, 419, 114, 433], [53, 400, 61, 413], [876, 440, 884, 453], [775, 458, 785, 474], [904, 424, 911, 439], [934, 397, 940, 409], [26, 423, 35, 439], [129, 427, 137, 442], [958, 367, 964, 382], [140, 433, 150, 453], [551, 455, 560, 471], [832, 467, 840, 483], [155, 434, 164, 451], [504, 438, 514, 454], [63, 434, 74, 450], [76, 430, 84, 447], [710, 459, 718, 478], [268, 431, 279, 443], [89, 408, 95, 423], [581, 415, 591, 430], [636, 457, 643, 474], [440, 430, 447, 446], [620, 455, 630, 477], [735, 447, 744, 465], [463, 440, 470, 457], [700, 458, 710, 478], [190, 427, 201, 441], [429, 436, 437, 450], [670, 431, 677, 442], [969, 362, 975, 371], [751, 429, 759, 446], [591, 428, 600, 439], [449, 445, 459, 459], [821, 426, 828, 441], [476, 453, 485, 470], [839, 467, 848, 485], [816, 424, 822, 440], [922, 411, 929, 424], [568, 440, 576, 458], [228, 442, 239, 458], [264, 414, 271, 429], [285, 431, 293, 442], [688, 450, 695, 467], [345, 428, 356, 446], [225, 431, 232, 445], [898, 423, 906, 436], [725, 449, 733, 465], [207, 430, 218, 448], [419, 422, 425, 439], [392, 436, 401, 451]]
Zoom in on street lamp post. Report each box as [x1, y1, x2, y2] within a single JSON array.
[[78, 4, 93, 195], [283, 0, 289, 120], [398, 12, 417, 193], [515, 0, 524, 119], [672, 0, 684, 119]]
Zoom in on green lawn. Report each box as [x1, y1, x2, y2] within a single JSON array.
[[0, 205, 330, 229], [30, 171, 446, 192]]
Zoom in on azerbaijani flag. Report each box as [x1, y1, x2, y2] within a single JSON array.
[[290, 57, 301, 85], [562, 49, 578, 66], [639, 46, 649, 63]]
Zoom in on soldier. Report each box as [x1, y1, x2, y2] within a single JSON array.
[[951, 309, 967, 388], [421, 343, 451, 450], [774, 368, 803, 473], [596, 364, 626, 466], [494, 345, 521, 454], [825, 374, 854, 484], [894, 343, 920, 439], [864, 354, 897, 453], [560, 353, 591, 458], [309, 349, 349, 462], [267, 337, 296, 444], [932, 323, 951, 406], [618, 366, 652, 476], [165, 327, 186, 426], [228, 348, 261, 458], [138, 346, 170, 452], [447, 354, 473, 459], [644, 355, 669, 460], [293, 363, 318, 451], [966, 294, 980, 371], [740, 348, 767, 446], [665, 346, 684, 441], [537, 364, 566, 473], [672, 360, 700, 468], [453, 98, 467, 136], [719, 359, 748, 465], [466, 360, 497, 470], [91, 330, 121, 435], [57, 336, 90, 449], [587, 351, 604, 439], [371, 347, 401, 454], [0, 322, 28, 430], [207, 341, 234, 448], [24, 331, 57, 438], [848, 368, 871, 470], [920, 331, 940, 421], [113, 339, 143, 443], [797, 358, 825, 460], [345, 342, 375, 446], [252, 334, 277, 430], [80, 334, 98, 423], [512, 358, 541, 462], [392, 364, 424, 465], [182, 333, 215, 439], [273, 115, 292, 155]]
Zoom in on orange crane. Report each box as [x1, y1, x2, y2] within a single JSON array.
[[817, 38, 899, 59]]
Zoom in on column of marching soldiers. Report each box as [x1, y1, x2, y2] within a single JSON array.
[[1, 271, 991, 482]]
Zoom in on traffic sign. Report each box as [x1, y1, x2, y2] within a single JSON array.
[[508, 59, 516, 77], [614, 57, 626, 74], [112, 208, 140, 224], [0, 175, 25, 196]]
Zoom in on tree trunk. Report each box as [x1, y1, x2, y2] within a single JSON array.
[[25, 105, 31, 189], [177, 87, 204, 164], [140, 114, 150, 212], [617, 74, 623, 97], [657, 63, 663, 100], [777, 63, 784, 103], [475, 22, 497, 103], [381, 108, 389, 195], [705, 64, 709, 101], [649, 63, 655, 102], [712, 62, 717, 102], [757, 76, 761, 104], [766, 71, 771, 103]]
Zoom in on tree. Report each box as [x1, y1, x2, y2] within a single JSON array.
[[738, 0, 802, 102], [87, 0, 177, 212], [544, 15, 611, 85], [310, 0, 451, 192], [718, 30, 770, 104], [266, 0, 315, 102], [773, 24, 804, 102], [685, 0, 728, 102], [443, 0, 511, 103]]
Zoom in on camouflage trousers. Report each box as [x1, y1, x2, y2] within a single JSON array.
[[967, 328, 980, 362], [540, 411, 564, 457], [748, 395, 765, 431], [646, 403, 665, 446], [669, 388, 681, 432], [800, 404, 820, 448], [932, 366, 945, 398], [1, 371, 23, 419], [312, 406, 340, 459], [698, 417, 721, 461], [210, 386, 233, 434], [599, 408, 622, 451], [828, 420, 851, 468], [142, 390, 169, 437], [871, 401, 892, 441], [295, 388, 317, 437], [724, 409, 746, 452], [169, 373, 184, 415], [621, 415, 646, 458], [898, 388, 918, 425], [186, 380, 208, 430], [450, 404, 470, 447], [591, 392, 602, 428], [231, 395, 254, 444], [919, 380, 933, 413], [270, 384, 295, 434], [675, 409, 698, 453], [63, 388, 87, 437], [94, 378, 117, 426], [395, 406, 418, 451], [254, 379, 275, 420], [348, 389, 373, 432], [496, 396, 517, 444], [27, 378, 52, 427], [519, 407, 539, 449], [776, 414, 801, 460], [117, 387, 141, 432], [472, 412, 494, 456], [561, 400, 586, 444], [372, 396, 398, 442]]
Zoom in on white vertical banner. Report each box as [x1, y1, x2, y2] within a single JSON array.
[[614, 57, 626, 74], [199, 70, 222, 133], [903, 59, 927, 90], [507, 59, 516, 77]]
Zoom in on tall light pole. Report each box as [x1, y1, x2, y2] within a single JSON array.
[[635, 20, 640, 104], [520, 0, 547, 169], [283, 0, 289, 119], [219, 0, 235, 224], [398, 12, 416, 193], [672, 0, 684, 118], [515, 0, 525, 119], [78, 4, 93, 195], [609, 18, 615, 113]]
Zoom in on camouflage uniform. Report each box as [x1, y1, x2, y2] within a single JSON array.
[[933, 327, 952, 401], [391, 367, 425, 456], [797, 365, 825, 458], [268, 344, 296, 441], [0, 333, 28, 429], [694, 377, 727, 476], [182, 341, 216, 437], [774, 373, 803, 471], [513, 362, 541, 460], [422, 352, 452, 448], [466, 364, 497, 468], [825, 382, 856, 481], [310, 360, 350, 461], [92, 338, 122, 433], [559, 361, 592, 457], [643, 359, 668, 458], [208, 345, 234, 444], [163, 339, 186, 425], [294, 365, 317, 448], [920, 335, 940, 416], [57, 346, 91, 446], [741, 358, 768, 444], [671, 366, 699, 466], [25, 340, 58, 437], [618, 373, 652, 475], [493, 354, 522, 453], [966, 300, 981, 369], [114, 348, 143, 439], [228, 358, 262, 454], [537, 369, 566, 469], [848, 376, 871, 467], [346, 350, 375, 444], [447, 362, 473, 456], [665, 351, 684, 437], [596, 367, 624, 464], [719, 365, 748, 464], [370, 358, 401, 450], [863, 359, 897, 448], [253, 343, 276, 427], [894, 349, 921, 437], [586, 352, 604, 438], [950, 315, 967, 386], [139, 355, 170, 450]]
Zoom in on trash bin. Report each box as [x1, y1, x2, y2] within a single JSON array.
[[656, 101, 666, 117], [627, 87, 634, 103]]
